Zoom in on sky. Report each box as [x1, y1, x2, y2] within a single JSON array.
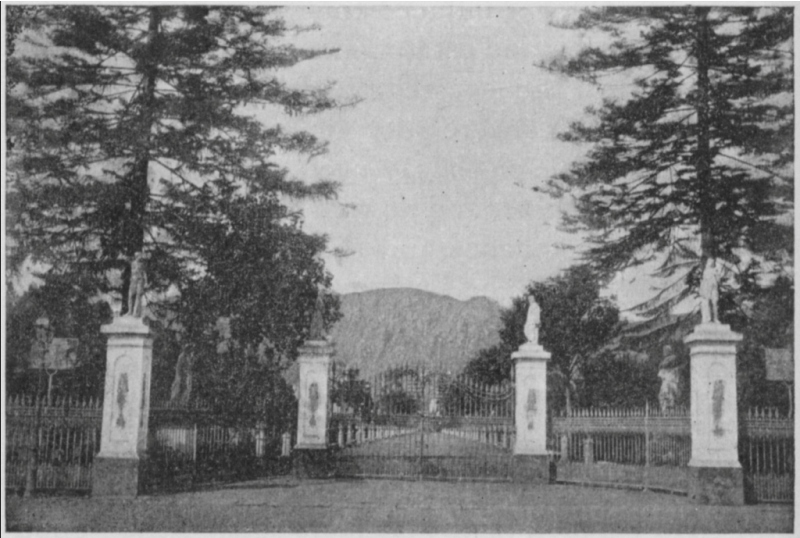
[[260, 5, 638, 307], [5, 4, 658, 312]]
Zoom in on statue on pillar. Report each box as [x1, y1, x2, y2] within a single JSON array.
[[309, 287, 327, 341], [523, 295, 541, 344], [699, 258, 720, 324], [127, 252, 147, 318]]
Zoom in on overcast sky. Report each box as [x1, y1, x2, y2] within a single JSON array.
[[268, 5, 648, 307]]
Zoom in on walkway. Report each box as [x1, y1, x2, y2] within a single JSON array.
[[5, 478, 793, 533]]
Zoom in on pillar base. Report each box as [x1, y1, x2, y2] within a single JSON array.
[[512, 454, 555, 484], [293, 448, 333, 479], [92, 456, 146, 497], [688, 466, 744, 505]]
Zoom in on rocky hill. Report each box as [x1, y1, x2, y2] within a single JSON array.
[[329, 288, 502, 379]]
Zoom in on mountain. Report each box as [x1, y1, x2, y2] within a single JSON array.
[[329, 288, 502, 379]]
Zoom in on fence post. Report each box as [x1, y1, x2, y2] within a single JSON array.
[[560, 434, 569, 462], [281, 432, 291, 457], [645, 401, 651, 467], [584, 437, 594, 464], [192, 421, 198, 484], [685, 322, 744, 505], [92, 316, 153, 497]]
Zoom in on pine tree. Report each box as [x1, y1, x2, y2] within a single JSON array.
[[545, 7, 793, 318], [7, 6, 345, 406]]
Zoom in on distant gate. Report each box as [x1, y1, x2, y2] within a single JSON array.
[[328, 365, 515, 481]]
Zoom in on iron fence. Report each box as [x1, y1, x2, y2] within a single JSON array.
[[5, 395, 102, 493], [146, 404, 293, 491], [550, 404, 693, 493], [551, 404, 794, 503], [740, 407, 794, 503]]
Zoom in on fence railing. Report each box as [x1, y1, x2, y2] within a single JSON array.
[[5, 395, 103, 492], [551, 405, 691, 466], [550, 404, 794, 502], [145, 405, 293, 491], [5, 395, 295, 494], [739, 407, 794, 503]]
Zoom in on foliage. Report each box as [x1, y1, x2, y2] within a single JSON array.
[[579, 350, 660, 408], [373, 366, 421, 415], [330, 364, 373, 418], [463, 296, 528, 385], [5, 273, 112, 399], [532, 265, 620, 412], [191, 343, 298, 426], [465, 265, 620, 412], [721, 275, 794, 410], [545, 7, 793, 319], [6, 6, 346, 407]]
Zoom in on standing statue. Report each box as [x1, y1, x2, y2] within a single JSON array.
[[658, 345, 681, 412], [309, 288, 326, 341], [699, 258, 720, 324], [169, 342, 196, 407], [127, 251, 147, 318], [523, 295, 541, 344]]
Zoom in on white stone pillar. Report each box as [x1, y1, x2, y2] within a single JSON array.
[[93, 317, 153, 497], [685, 322, 744, 505], [295, 340, 333, 450], [512, 342, 551, 455], [293, 340, 334, 478], [511, 341, 553, 483]]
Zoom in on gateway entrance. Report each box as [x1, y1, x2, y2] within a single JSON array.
[[328, 365, 515, 481]]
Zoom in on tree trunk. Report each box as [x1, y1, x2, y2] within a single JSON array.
[[694, 7, 715, 261], [121, 7, 160, 314]]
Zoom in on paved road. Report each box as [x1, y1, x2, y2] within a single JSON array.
[[5, 477, 794, 533]]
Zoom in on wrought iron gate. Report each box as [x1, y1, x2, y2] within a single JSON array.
[[328, 365, 515, 481]]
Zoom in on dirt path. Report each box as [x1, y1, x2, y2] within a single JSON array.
[[5, 477, 794, 533]]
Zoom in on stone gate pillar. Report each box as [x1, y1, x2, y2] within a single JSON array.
[[511, 340, 552, 483], [92, 316, 153, 497], [684, 323, 744, 505], [294, 340, 334, 477]]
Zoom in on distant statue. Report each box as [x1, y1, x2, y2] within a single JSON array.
[[127, 252, 147, 318], [658, 345, 681, 412], [169, 343, 195, 407], [699, 258, 720, 324], [523, 295, 541, 344], [309, 288, 326, 341], [215, 317, 232, 354]]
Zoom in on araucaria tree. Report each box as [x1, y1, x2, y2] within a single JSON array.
[[547, 7, 793, 318], [7, 6, 343, 411]]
